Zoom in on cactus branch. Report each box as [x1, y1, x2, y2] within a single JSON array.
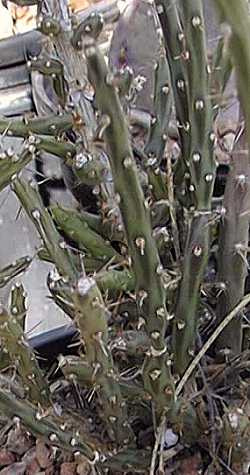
[[0, 386, 151, 472], [10, 282, 28, 330], [0, 114, 74, 137], [84, 38, 174, 414], [215, 126, 250, 356], [0, 305, 50, 405], [157, 1, 215, 374], [0, 388, 95, 459], [50, 205, 121, 262], [12, 178, 77, 280], [213, 0, 250, 146], [72, 275, 134, 444], [0, 146, 34, 193], [0, 256, 31, 288]]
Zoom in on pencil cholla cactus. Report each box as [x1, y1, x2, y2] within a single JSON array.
[[0, 0, 249, 473]]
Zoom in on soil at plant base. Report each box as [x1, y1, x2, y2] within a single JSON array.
[[0, 423, 205, 475], [0, 423, 91, 475]]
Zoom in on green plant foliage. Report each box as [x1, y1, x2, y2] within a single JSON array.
[[0, 0, 250, 473]]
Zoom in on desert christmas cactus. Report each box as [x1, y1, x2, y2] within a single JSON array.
[[0, 0, 250, 473]]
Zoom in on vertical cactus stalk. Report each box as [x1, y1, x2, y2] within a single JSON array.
[[210, 32, 233, 116], [156, 1, 216, 374], [145, 50, 172, 162], [83, 31, 174, 414], [144, 49, 172, 200], [215, 124, 250, 356], [155, 0, 190, 161], [38, 0, 96, 147], [212, 0, 250, 145], [72, 275, 134, 445], [0, 305, 50, 405], [10, 281, 28, 330], [212, 0, 250, 355]]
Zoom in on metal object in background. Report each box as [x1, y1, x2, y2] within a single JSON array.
[[0, 84, 33, 116], [28, 324, 79, 365], [0, 30, 42, 69]]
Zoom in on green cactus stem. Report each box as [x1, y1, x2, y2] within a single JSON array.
[[213, 0, 250, 148], [36, 138, 75, 160], [104, 67, 134, 102], [10, 282, 28, 330], [155, 0, 190, 163], [58, 355, 93, 384], [144, 50, 172, 196], [215, 127, 250, 357], [110, 330, 150, 358], [0, 119, 76, 160], [129, 140, 169, 203], [177, 1, 216, 208], [37, 16, 61, 37], [12, 178, 77, 281], [72, 275, 134, 444], [47, 264, 135, 321], [0, 256, 31, 288], [0, 145, 34, 193], [71, 11, 104, 50], [95, 268, 135, 294], [210, 32, 233, 115], [173, 213, 211, 371], [157, 1, 215, 374], [84, 33, 174, 414], [0, 305, 50, 405], [50, 205, 121, 262], [212, 0, 250, 356], [64, 207, 124, 242], [68, 147, 112, 187], [38, 0, 96, 150], [0, 388, 95, 460], [136, 145, 168, 201], [39, 248, 104, 273], [0, 114, 74, 138], [48, 264, 135, 320], [47, 269, 75, 319], [145, 51, 172, 160], [59, 354, 150, 401], [27, 56, 67, 107]]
